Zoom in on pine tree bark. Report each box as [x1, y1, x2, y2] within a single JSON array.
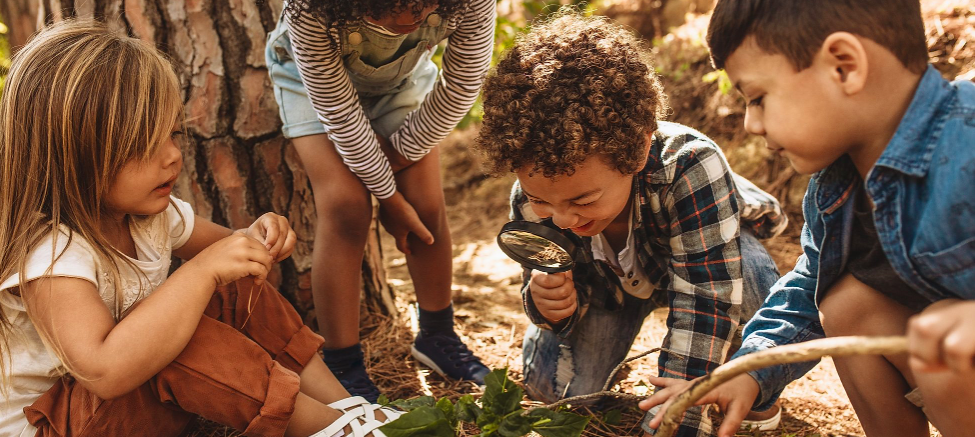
[[1, 0, 398, 324]]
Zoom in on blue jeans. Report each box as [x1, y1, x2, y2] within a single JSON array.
[[521, 229, 779, 403]]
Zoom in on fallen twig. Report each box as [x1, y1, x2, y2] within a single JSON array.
[[656, 335, 908, 437]]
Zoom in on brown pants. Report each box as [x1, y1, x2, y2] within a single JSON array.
[[24, 278, 325, 437]]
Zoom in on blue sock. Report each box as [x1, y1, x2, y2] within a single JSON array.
[[320, 343, 364, 372], [418, 304, 455, 336]]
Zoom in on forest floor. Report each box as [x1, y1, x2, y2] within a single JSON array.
[[366, 1, 974, 436], [187, 0, 973, 435]]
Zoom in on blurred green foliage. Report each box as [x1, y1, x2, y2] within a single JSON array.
[[450, 0, 597, 128], [1, 15, 9, 90]]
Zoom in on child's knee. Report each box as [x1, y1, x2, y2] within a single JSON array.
[[819, 274, 884, 336], [314, 191, 372, 231]]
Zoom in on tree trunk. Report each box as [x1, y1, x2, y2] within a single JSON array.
[[1, 0, 398, 324]]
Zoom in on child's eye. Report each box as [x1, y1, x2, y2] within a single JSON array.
[[573, 201, 596, 207], [171, 130, 186, 139], [747, 96, 764, 107], [527, 198, 547, 205]]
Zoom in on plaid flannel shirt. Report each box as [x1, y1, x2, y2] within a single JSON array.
[[510, 122, 786, 437]]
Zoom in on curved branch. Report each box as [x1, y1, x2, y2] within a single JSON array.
[[656, 336, 908, 437]]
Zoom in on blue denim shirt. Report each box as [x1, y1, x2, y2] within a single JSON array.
[[734, 66, 975, 410]]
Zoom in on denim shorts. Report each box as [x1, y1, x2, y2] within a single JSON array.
[[264, 24, 440, 139]]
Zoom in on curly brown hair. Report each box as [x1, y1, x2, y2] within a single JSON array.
[[285, 0, 469, 33], [475, 12, 669, 178]]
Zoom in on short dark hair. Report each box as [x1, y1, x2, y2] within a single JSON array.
[[475, 12, 668, 178], [707, 0, 928, 74]]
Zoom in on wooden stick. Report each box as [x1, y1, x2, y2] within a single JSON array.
[[656, 335, 908, 437]]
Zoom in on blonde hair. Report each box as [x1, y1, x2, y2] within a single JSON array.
[[0, 20, 183, 389]]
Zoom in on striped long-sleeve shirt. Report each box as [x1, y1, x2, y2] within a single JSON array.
[[285, 0, 496, 199]]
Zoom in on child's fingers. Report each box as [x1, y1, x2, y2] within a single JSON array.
[[396, 234, 412, 256], [276, 229, 297, 261], [409, 219, 434, 245], [262, 217, 279, 249], [532, 271, 568, 288], [908, 313, 952, 370], [715, 398, 751, 437], [942, 325, 975, 373]]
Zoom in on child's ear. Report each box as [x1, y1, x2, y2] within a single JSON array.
[[816, 32, 868, 95]]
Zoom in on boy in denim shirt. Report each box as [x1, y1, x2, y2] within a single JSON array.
[[642, 1, 975, 436], [474, 12, 788, 437]]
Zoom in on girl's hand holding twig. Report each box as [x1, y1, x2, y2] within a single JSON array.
[[188, 233, 274, 287], [378, 191, 434, 255], [244, 212, 297, 262]]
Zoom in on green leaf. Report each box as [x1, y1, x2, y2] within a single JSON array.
[[456, 394, 483, 423], [392, 396, 437, 412], [481, 368, 525, 417], [377, 394, 391, 407], [436, 397, 456, 428], [476, 411, 501, 429], [526, 408, 590, 437], [379, 406, 455, 437], [497, 411, 534, 437], [603, 409, 622, 425]]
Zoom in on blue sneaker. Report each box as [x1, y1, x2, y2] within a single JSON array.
[[411, 332, 490, 384], [325, 358, 382, 403]]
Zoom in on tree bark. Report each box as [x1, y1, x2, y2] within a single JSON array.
[[2, 0, 398, 324]]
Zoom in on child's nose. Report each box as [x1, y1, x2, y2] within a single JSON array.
[[744, 108, 765, 136], [163, 142, 183, 168], [550, 211, 580, 230]]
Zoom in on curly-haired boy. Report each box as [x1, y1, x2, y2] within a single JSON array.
[[475, 12, 788, 437], [643, 1, 975, 436]]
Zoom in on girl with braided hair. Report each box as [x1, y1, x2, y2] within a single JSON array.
[[265, 0, 495, 401]]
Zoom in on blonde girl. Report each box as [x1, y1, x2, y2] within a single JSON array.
[[264, 0, 496, 400], [0, 20, 400, 437]]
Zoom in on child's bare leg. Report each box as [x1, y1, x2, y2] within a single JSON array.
[[292, 133, 372, 349], [299, 356, 351, 404], [395, 147, 452, 311], [912, 366, 975, 436], [818, 274, 927, 437], [286, 393, 344, 437]]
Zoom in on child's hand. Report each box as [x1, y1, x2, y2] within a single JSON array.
[[378, 191, 434, 255], [188, 233, 274, 287], [377, 134, 415, 173], [529, 270, 577, 323], [908, 299, 975, 374], [244, 212, 297, 262], [640, 374, 761, 437]]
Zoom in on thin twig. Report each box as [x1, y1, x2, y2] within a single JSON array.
[[542, 347, 673, 409], [656, 336, 909, 437]]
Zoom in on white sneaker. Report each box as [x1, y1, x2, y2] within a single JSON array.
[[739, 402, 781, 431]]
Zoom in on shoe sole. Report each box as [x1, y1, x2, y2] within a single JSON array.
[[740, 406, 781, 431], [411, 345, 451, 377]]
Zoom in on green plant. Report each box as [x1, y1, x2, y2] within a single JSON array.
[[378, 368, 590, 437]]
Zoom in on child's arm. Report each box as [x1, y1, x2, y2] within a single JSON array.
[[387, 0, 496, 161], [21, 233, 272, 399]]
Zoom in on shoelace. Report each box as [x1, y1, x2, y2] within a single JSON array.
[[429, 335, 479, 365]]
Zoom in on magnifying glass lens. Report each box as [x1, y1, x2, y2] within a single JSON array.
[[496, 221, 576, 273], [499, 231, 572, 268]]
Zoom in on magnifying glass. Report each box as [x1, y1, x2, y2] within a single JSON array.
[[496, 220, 578, 273]]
